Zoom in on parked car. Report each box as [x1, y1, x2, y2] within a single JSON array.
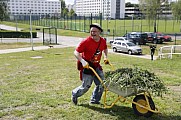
[[144, 32, 163, 44], [109, 37, 133, 44], [123, 32, 148, 45], [156, 32, 172, 42], [111, 41, 142, 55]]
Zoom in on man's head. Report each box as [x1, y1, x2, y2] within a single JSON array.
[[90, 23, 103, 41], [90, 23, 103, 32]]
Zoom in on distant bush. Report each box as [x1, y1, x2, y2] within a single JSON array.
[[0, 30, 37, 38]]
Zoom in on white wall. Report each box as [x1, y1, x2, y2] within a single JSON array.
[[75, 0, 125, 19], [8, 0, 61, 15]]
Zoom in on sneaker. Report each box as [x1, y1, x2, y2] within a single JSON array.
[[72, 96, 78, 105], [90, 101, 100, 104]]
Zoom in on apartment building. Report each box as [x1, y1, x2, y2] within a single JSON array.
[[75, 0, 125, 19], [125, 7, 141, 17], [8, 0, 61, 15]]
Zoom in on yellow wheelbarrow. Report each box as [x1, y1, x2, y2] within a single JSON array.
[[89, 65, 160, 118]]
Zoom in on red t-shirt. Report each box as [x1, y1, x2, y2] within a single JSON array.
[[76, 36, 107, 68]]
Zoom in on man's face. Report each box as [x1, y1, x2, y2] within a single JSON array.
[[90, 27, 101, 40]]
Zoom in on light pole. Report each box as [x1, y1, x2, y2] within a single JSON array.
[[180, 18, 181, 32], [106, 0, 109, 33], [15, 14, 18, 42], [132, 14, 134, 32], [15, 14, 18, 32], [102, 0, 105, 20], [28, 9, 34, 51], [153, 10, 157, 33]]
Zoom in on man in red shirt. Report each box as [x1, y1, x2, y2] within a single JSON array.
[[72, 23, 109, 105]]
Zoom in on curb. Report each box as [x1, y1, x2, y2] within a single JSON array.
[[0, 45, 67, 54]]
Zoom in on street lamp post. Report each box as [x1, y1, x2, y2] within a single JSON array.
[[180, 18, 181, 32], [28, 9, 34, 51], [106, 0, 109, 33], [15, 14, 18, 42], [132, 14, 134, 32], [15, 14, 18, 32], [154, 17, 157, 32], [102, 0, 105, 20]]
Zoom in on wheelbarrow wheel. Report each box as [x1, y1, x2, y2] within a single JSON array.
[[132, 95, 155, 118]]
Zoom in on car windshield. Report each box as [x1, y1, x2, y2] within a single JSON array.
[[141, 34, 148, 37], [116, 38, 123, 40], [127, 42, 136, 46], [151, 33, 156, 37], [157, 33, 163, 36]]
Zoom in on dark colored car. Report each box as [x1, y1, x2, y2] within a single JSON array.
[[123, 32, 148, 45], [156, 32, 172, 42], [144, 32, 163, 44]]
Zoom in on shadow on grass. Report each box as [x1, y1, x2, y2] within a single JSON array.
[[79, 103, 135, 119], [79, 103, 181, 120]]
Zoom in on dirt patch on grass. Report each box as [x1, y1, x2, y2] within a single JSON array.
[[30, 56, 43, 59], [167, 85, 181, 92]]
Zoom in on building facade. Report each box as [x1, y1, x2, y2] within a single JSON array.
[[7, 0, 61, 16], [75, 0, 125, 19], [125, 7, 141, 17]]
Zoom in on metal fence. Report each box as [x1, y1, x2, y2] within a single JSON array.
[[7, 13, 181, 37], [158, 45, 181, 59]]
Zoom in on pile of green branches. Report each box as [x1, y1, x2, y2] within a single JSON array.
[[104, 67, 167, 96]]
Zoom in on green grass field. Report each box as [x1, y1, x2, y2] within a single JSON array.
[[0, 43, 43, 50], [0, 21, 180, 119], [0, 47, 180, 120]]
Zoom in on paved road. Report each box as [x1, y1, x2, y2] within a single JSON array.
[[0, 24, 157, 60]]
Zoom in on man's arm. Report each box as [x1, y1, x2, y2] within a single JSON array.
[[74, 50, 89, 68], [74, 50, 83, 61], [103, 48, 110, 64], [103, 48, 108, 60]]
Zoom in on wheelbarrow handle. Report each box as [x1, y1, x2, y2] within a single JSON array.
[[89, 62, 114, 89], [89, 67, 107, 89], [103, 60, 114, 71], [108, 63, 114, 71]]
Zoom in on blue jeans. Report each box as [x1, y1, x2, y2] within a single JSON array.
[[72, 67, 104, 103]]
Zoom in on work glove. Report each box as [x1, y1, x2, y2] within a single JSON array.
[[104, 59, 110, 65], [80, 58, 89, 69]]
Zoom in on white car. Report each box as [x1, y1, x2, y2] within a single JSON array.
[[112, 41, 142, 55], [110, 37, 133, 44]]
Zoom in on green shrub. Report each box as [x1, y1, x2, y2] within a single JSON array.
[[0, 30, 37, 38]]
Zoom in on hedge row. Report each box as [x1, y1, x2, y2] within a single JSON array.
[[0, 31, 37, 38]]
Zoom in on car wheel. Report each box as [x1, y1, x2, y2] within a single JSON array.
[[160, 39, 163, 44], [113, 47, 117, 52], [128, 50, 132, 55]]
